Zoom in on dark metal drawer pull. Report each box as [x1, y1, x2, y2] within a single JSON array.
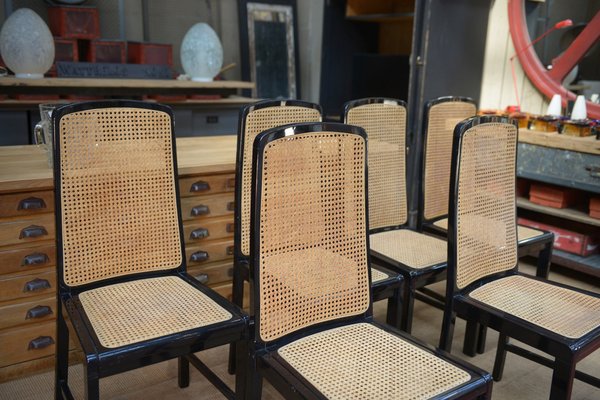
[[28, 336, 55, 350], [18, 197, 47, 210], [22, 252, 50, 266], [226, 246, 234, 256], [19, 225, 48, 239], [227, 202, 235, 211], [226, 223, 234, 233], [190, 228, 209, 240], [195, 273, 209, 284], [23, 278, 51, 292], [191, 205, 210, 216], [190, 251, 209, 263], [26, 305, 53, 319], [190, 181, 210, 192]]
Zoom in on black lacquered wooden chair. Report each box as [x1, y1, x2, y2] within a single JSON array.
[[344, 97, 446, 333], [418, 96, 553, 282], [229, 99, 404, 371], [440, 115, 600, 400], [52, 101, 247, 400], [245, 121, 493, 399]]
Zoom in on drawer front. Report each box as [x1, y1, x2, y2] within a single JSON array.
[[178, 173, 235, 198], [0, 296, 56, 330], [180, 193, 235, 221], [183, 216, 234, 244], [210, 281, 249, 308], [0, 269, 56, 302], [185, 238, 234, 267], [0, 191, 54, 218], [0, 321, 58, 367], [0, 244, 56, 276], [188, 260, 233, 286], [0, 214, 55, 247]]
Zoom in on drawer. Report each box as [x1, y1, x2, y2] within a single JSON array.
[[0, 244, 56, 275], [183, 216, 234, 244], [0, 321, 58, 367], [0, 214, 55, 247], [0, 191, 54, 218], [178, 173, 235, 198], [188, 260, 233, 286], [0, 269, 56, 302], [210, 281, 249, 308], [185, 238, 233, 267], [180, 193, 235, 221], [0, 295, 56, 330]]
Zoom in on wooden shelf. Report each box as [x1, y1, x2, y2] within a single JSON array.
[[552, 249, 600, 278], [519, 129, 600, 156], [0, 77, 254, 96], [517, 197, 600, 227]]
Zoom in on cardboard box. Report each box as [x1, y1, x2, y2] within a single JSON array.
[[518, 217, 599, 256]]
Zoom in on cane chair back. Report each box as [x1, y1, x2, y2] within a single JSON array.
[[237, 100, 322, 259], [55, 104, 183, 288], [422, 97, 476, 223], [344, 99, 407, 230], [452, 119, 518, 289], [252, 125, 370, 343]]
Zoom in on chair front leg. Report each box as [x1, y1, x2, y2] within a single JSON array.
[[439, 307, 456, 352], [178, 355, 190, 388], [536, 240, 553, 279], [550, 357, 576, 400], [385, 287, 403, 329], [229, 262, 245, 374], [401, 282, 416, 333], [84, 362, 100, 400], [462, 320, 479, 357], [54, 311, 70, 400], [492, 333, 508, 381]]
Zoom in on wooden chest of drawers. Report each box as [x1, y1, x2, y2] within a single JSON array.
[[0, 136, 238, 382]]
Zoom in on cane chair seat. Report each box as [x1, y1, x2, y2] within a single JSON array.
[[433, 218, 546, 242], [371, 267, 390, 283], [79, 276, 233, 348], [469, 275, 600, 339], [278, 323, 471, 400], [370, 230, 446, 269]]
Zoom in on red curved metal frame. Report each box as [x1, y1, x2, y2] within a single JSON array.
[[508, 0, 600, 118]]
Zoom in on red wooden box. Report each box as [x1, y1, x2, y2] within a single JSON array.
[[81, 40, 126, 63], [127, 42, 173, 66], [48, 6, 100, 39], [590, 198, 600, 219], [518, 217, 599, 257], [55, 38, 79, 62], [529, 183, 578, 209]]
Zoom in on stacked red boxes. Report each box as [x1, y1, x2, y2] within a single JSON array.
[[80, 40, 126, 63], [48, 6, 100, 39], [529, 182, 578, 209], [518, 217, 599, 257], [127, 42, 173, 67]]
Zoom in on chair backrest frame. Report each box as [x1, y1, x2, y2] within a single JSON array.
[[343, 97, 409, 233], [250, 122, 372, 348], [447, 115, 519, 296], [53, 100, 186, 295], [234, 99, 323, 266], [418, 96, 477, 228]]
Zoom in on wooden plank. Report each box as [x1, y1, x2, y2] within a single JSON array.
[[519, 129, 600, 155], [517, 197, 600, 227], [0, 77, 254, 90], [0, 136, 237, 193]]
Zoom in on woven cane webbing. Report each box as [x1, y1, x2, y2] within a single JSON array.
[[456, 123, 518, 289], [58, 107, 182, 287], [240, 105, 322, 256], [470, 275, 600, 339], [370, 230, 446, 269], [79, 276, 232, 348], [278, 323, 471, 399], [424, 101, 476, 220], [371, 268, 389, 283], [258, 132, 369, 342], [346, 103, 407, 229], [433, 218, 545, 242]]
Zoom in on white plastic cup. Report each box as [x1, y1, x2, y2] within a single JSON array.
[[571, 95, 587, 120], [546, 94, 562, 116]]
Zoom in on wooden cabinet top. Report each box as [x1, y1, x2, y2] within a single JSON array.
[[0, 136, 237, 193], [520, 129, 600, 156]]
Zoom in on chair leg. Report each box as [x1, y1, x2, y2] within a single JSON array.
[[234, 340, 248, 400], [439, 310, 456, 352], [536, 240, 553, 279], [55, 314, 70, 400], [84, 364, 100, 400], [492, 333, 508, 381], [245, 352, 263, 400], [462, 320, 479, 357], [385, 287, 403, 329], [228, 264, 245, 375], [400, 283, 415, 333], [476, 323, 487, 354], [178, 355, 190, 388], [550, 358, 576, 400]]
